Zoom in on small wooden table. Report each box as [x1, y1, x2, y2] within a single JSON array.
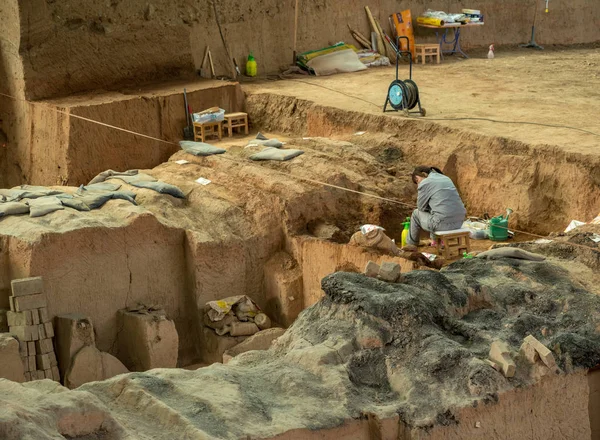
[[434, 228, 471, 259], [224, 112, 249, 137], [417, 22, 484, 59], [193, 121, 222, 143]]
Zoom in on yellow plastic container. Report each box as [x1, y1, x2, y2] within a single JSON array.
[[401, 217, 410, 248], [246, 53, 257, 77]]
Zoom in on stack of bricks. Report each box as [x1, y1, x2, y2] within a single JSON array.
[[7, 277, 60, 382]]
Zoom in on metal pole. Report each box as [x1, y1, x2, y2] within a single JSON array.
[[292, 0, 299, 65]]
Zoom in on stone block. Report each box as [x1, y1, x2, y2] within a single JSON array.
[[44, 368, 53, 379], [116, 309, 179, 371], [27, 341, 35, 356], [37, 353, 52, 370], [32, 310, 40, 325], [24, 372, 31, 381], [36, 338, 54, 354], [0, 334, 25, 382], [18, 340, 27, 356], [489, 340, 516, 378], [38, 308, 50, 323], [10, 324, 39, 341], [13, 294, 47, 312], [524, 335, 558, 370], [223, 328, 286, 364], [519, 340, 540, 364], [34, 370, 45, 380], [38, 324, 46, 340], [10, 277, 43, 297], [55, 314, 95, 381], [65, 346, 129, 389], [364, 261, 380, 278], [378, 262, 402, 282]]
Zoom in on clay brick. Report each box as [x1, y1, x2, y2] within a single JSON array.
[[0, 334, 26, 382], [489, 340, 516, 378], [11, 324, 39, 342], [9, 296, 14, 311], [44, 368, 53, 379], [18, 340, 27, 356], [27, 355, 36, 372], [44, 322, 54, 338], [39, 324, 47, 340], [7, 310, 28, 327], [13, 294, 47, 312], [364, 260, 380, 277], [49, 351, 58, 367], [378, 262, 402, 282], [38, 308, 50, 323], [27, 341, 35, 356], [10, 277, 43, 297], [524, 335, 557, 369], [37, 353, 52, 370], [34, 370, 45, 380], [24, 372, 31, 381], [35, 338, 54, 354], [519, 340, 540, 364], [51, 366, 60, 382], [32, 310, 40, 325]]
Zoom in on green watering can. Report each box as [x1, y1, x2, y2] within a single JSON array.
[[488, 208, 513, 241]]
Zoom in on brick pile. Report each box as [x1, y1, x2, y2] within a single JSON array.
[[7, 277, 60, 382]]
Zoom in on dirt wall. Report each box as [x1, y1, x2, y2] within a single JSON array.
[[5, 0, 600, 101], [246, 93, 600, 235]]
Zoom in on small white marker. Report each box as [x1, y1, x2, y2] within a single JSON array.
[[354, 131, 366, 136], [175, 159, 190, 165], [195, 177, 211, 185]]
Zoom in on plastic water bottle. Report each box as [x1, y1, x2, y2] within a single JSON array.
[[401, 217, 410, 248], [246, 52, 257, 77]]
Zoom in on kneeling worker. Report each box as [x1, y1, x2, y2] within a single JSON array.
[[405, 166, 466, 249]]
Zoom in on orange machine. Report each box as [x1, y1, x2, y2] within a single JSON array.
[[390, 10, 416, 60]]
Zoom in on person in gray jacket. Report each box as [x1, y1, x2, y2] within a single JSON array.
[[405, 166, 466, 248]]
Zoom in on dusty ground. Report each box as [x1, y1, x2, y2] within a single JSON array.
[[1, 249, 599, 439], [245, 46, 600, 155]]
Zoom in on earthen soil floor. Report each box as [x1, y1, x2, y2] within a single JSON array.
[[245, 46, 600, 155]]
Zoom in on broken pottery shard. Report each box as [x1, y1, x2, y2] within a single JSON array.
[[519, 340, 540, 364], [223, 328, 286, 364], [524, 335, 558, 370], [254, 313, 272, 330], [117, 309, 178, 371], [230, 321, 260, 337], [0, 334, 25, 382], [489, 340, 516, 378], [10, 277, 43, 297], [364, 260, 380, 278], [378, 262, 402, 282], [55, 314, 96, 381]]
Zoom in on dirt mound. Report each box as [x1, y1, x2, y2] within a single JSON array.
[[1, 254, 598, 439]]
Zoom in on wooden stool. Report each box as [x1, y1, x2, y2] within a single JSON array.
[[415, 44, 441, 65], [224, 112, 249, 137], [193, 121, 222, 142], [434, 228, 471, 259]]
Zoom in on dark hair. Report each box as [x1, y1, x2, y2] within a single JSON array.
[[411, 166, 443, 184]]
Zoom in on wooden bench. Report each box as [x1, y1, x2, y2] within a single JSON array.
[[224, 112, 249, 137], [193, 120, 222, 143], [434, 228, 471, 259], [415, 44, 441, 64]]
